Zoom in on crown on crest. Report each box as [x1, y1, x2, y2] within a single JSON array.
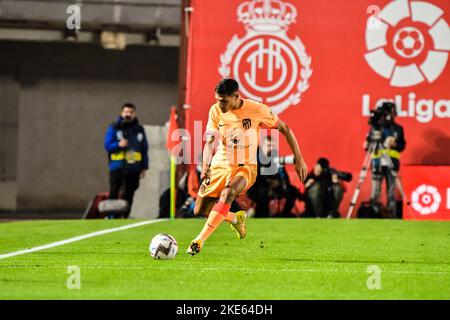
[[237, 0, 297, 32]]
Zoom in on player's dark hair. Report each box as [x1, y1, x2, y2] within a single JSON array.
[[215, 78, 239, 96], [121, 102, 136, 110]]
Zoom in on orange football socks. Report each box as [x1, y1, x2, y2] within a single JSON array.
[[225, 211, 237, 224], [197, 201, 231, 242]]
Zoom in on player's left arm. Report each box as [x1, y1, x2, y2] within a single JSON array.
[[277, 119, 308, 182]]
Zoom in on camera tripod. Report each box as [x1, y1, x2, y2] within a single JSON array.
[[346, 140, 408, 219]]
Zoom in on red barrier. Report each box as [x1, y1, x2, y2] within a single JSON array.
[[402, 165, 450, 220], [185, 0, 450, 216]]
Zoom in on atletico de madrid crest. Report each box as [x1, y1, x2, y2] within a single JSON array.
[[242, 118, 252, 129], [219, 0, 312, 114]]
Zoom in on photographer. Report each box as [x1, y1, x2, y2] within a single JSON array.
[[365, 102, 406, 218], [303, 158, 352, 218], [247, 135, 300, 218]]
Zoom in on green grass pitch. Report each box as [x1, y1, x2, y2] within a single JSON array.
[[0, 218, 449, 299]]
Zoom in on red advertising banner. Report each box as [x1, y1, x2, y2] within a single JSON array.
[[402, 166, 450, 220], [185, 0, 450, 216]]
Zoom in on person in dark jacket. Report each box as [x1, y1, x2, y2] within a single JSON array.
[[104, 103, 149, 218], [247, 135, 300, 218], [365, 102, 406, 218], [302, 158, 345, 218]]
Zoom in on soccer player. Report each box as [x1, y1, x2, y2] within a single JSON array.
[[186, 78, 308, 255]]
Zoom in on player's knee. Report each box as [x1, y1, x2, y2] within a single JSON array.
[[193, 201, 208, 217], [221, 186, 237, 204], [193, 205, 201, 216], [193, 198, 203, 216]]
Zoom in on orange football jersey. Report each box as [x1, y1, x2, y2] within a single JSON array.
[[206, 99, 279, 166]]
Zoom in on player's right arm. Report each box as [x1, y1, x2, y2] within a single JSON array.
[[257, 103, 308, 182], [202, 135, 215, 180], [202, 106, 219, 180]]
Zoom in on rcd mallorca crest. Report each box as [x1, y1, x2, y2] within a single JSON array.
[[365, 0, 450, 87], [219, 0, 312, 114]]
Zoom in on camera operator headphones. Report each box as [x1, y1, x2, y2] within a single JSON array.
[[376, 101, 397, 124], [380, 101, 397, 116]]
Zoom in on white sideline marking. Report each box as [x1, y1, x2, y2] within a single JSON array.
[[0, 219, 168, 261]]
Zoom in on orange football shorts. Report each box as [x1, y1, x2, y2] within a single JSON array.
[[197, 164, 257, 198]]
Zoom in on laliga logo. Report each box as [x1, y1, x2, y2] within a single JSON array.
[[411, 184, 442, 215], [219, 0, 312, 114], [365, 0, 450, 87]]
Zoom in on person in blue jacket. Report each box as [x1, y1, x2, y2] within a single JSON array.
[[104, 103, 149, 218]]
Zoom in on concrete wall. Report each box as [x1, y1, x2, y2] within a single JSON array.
[[130, 125, 170, 220], [0, 41, 178, 211], [0, 73, 19, 210]]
